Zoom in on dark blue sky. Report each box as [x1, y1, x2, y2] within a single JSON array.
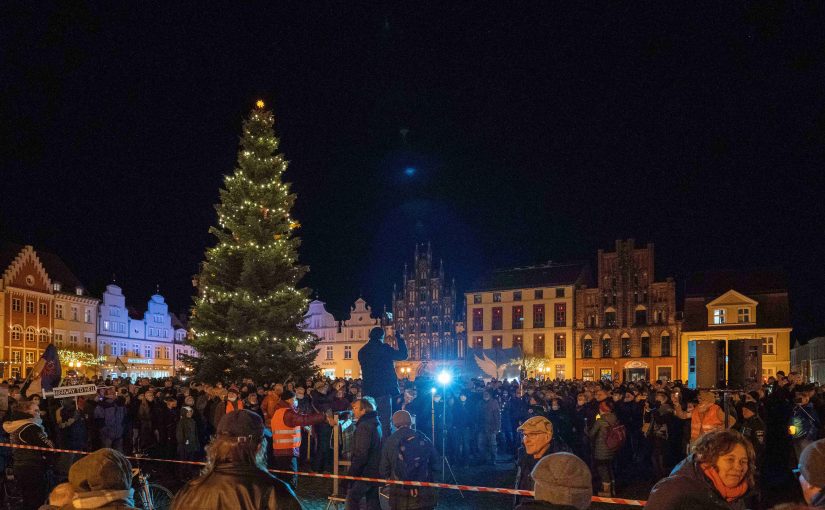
[[2, 3, 824, 339]]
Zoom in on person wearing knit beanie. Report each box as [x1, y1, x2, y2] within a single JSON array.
[[515, 453, 592, 510], [67, 448, 137, 509]]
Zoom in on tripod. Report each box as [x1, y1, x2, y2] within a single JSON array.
[[431, 391, 463, 498]]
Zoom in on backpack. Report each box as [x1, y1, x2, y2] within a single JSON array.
[[605, 422, 627, 451], [396, 431, 432, 482]]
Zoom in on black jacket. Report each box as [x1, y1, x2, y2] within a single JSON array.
[[171, 463, 302, 510], [349, 411, 382, 478], [358, 334, 407, 398], [646, 456, 750, 510], [2, 412, 54, 468], [379, 426, 439, 510]]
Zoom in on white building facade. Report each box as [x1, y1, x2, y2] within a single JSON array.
[[303, 298, 384, 379], [97, 284, 195, 380]]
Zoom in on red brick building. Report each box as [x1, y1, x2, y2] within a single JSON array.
[[574, 239, 681, 382]]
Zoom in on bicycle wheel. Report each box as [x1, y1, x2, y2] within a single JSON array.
[[135, 483, 175, 510]]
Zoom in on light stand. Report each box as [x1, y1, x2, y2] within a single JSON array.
[[435, 371, 463, 498]]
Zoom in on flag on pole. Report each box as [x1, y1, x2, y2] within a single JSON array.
[[22, 344, 61, 398], [115, 357, 127, 372]]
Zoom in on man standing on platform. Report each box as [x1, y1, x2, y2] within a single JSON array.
[[358, 326, 407, 430]]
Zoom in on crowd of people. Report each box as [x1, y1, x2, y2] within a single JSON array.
[[0, 327, 823, 509]]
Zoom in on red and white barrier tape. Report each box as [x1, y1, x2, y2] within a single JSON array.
[[0, 442, 646, 505]]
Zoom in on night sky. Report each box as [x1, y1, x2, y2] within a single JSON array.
[[2, 4, 824, 340]]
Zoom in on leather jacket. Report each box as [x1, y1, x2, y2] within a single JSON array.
[[171, 463, 302, 510]]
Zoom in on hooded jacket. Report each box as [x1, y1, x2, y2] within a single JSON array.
[[3, 411, 54, 467], [645, 455, 750, 510]]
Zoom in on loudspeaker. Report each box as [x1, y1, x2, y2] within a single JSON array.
[[728, 339, 762, 389], [692, 340, 726, 388]]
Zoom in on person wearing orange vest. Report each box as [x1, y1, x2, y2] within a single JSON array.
[[262, 384, 284, 424], [271, 389, 330, 488], [688, 390, 730, 447]]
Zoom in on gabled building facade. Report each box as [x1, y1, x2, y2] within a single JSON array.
[[681, 270, 791, 385], [574, 240, 680, 383], [792, 337, 825, 384], [0, 244, 99, 379], [303, 298, 383, 379]]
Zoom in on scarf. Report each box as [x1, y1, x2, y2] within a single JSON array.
[[72, 488, 135, 508], [701, 464, 748, 502]]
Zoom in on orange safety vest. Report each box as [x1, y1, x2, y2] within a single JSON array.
[[271, 407, 301, 451], [226, 400, 244, 414], [690, 403, 724, 441]]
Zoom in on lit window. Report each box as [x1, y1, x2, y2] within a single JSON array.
[[11, 351, 21, 363], [713, 309, 726, 325], [326, 346, 334, 360], [39, 330, 49, 343], [344, 345, 352, 360], [11, 326, 22, 341], [582, 368, 595, 382], [26, 328, 35, 342], [737, 308, 750, 323], [582, 337, 593, 358], [473, 294, 482, 304], [762, 337, 775, 355], [493, 293, 501, 303], [25, 352, 34, 364]]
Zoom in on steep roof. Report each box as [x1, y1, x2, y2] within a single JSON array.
[[468, 262, 590, 292], [685, 268, 787, 297], [0, 242, 85, 289]]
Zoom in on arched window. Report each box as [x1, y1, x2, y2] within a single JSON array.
[[621, 334, 631, 357], [661, 333, 671, 357], [604, 307, 617, 327], [641, 332, 650, 357], [583, 337, 593, 358], [601, 335, 612, 357], [25, 327, 36, 342], [634, 306, 647, 326], [11, 326, 22, 341], [39, 329, 50, 343]]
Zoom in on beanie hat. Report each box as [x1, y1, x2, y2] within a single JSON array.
[[217, 409, 264, 440], [281, 390, 295, 401], [69, 448, 132, 493], [531, 453, 592, 510], [799, 439, 825, 488]]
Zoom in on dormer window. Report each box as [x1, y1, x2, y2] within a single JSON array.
[[737, 307, 751, 323], [713, 308, 726, 325], [75, 286, 84, 296], [53, 282, 62, 292]]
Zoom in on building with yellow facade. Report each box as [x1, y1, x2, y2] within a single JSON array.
[[0, 244, 99, 379], [303, 298, 385, 379], [465, 262, 589, 380], [681, 270, 791, 386]]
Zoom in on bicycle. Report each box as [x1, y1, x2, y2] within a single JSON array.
[[131, 452, 175, 510]]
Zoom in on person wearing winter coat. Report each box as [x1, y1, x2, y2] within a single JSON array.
[[514, 416, 573, 507], [514, 453, 592, 510], [94, 389, 126, 452], [338, 396, 383, 510], [357, 327, 408, 429], [587, 398, 619, 497], [55, 397, 87, 482], [213, 387, 244, 431], [479, 390, 501, 463], [732, 401, 766, 466], [646, 430, 756, 510], [4, 400, 56, 510], [379, 410, 438, 510], [136, 392, 158, 453], [176, 406, 200, 480]]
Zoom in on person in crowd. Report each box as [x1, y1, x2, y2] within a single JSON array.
[[686, 390, 729, 448], [733, 401, 766, 466], [55, 397, 87, 482], [311, 380, 335, 473], [214, 386, 243, 430], [176, 406, 201, 479], [4, 399, 55, 510], [271, 389, 330, 487], [587, 397, 620, 497], [95, 388, 126, 452], [358, 327, 408, 430], [380, 410, 438, 510], [646, 429, 755, 510], [515, 416, 572, 506], [515, 452, 593, 510], [336, 396, 383, 510], [172, 409, 301, 510], [479, 389, 501, 463], [797, 439, 825, 508], [63, 448, 137, 510], [789, 385, 821, 461], [158, 396, 179, 460], [645, 390, 676, 481]]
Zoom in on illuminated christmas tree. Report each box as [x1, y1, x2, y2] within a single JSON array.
[[187, 100, 318, 383]]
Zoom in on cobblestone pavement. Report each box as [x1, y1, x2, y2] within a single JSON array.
[[292, 459, 650, 510]]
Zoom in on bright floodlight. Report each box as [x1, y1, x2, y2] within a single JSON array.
[[431, 387, 437, 394], [437, 370, 452, 385]]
